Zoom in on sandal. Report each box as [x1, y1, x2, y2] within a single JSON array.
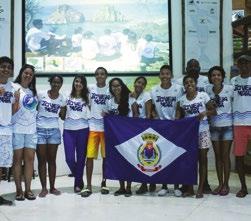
[[236, 189, 248, 198], [114, 188, 126, 196], [124, 189, 132, 197], [50, 188, 61, 196], [196, 192, 204, 199], [81, 189, 92, 198], [211, 186, 222, 195], [182, 191, 195, 198], [24, 191, 36, 200], [15, 193, 25, 201], [219, 186, 229, 196]]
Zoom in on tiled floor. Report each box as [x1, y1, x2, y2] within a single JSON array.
[[0, 171, 251, 221]]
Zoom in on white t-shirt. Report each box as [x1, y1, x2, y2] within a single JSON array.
[[175, 75, 209, 92], [206, 84, 233, 127], [12, 85, 38, 134], [37, 91, 66, 129], [25, 27, 50, 52], [88, 84, 111, 132], [105, 96, 135, 116], [178, 92, 210, 132], [129, 91, 151, 118], [231, 76, 251, 126], [0, 82, 16, 135], [151, 84, 183, 120], [64, 96, 90, 130]]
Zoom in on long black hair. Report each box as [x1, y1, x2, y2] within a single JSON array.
[[14, 64, 37, 96], [109, 78, 131, 116], [70, 74, 89, 104]]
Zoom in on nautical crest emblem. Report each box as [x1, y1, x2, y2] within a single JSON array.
[[22, 94, 38, 110], [137, 133, 161, 172]]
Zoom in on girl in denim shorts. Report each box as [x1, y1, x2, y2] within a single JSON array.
[[206, 66, 233, 196], [36, 75, 65, 198], [12, 64, 38, 201]]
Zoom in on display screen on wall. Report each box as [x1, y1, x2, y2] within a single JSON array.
[[23, 0, 171, 75]]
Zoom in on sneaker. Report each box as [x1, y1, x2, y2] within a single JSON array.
[[101, 181, 109, 194], [81, 189, 92, 198], [0, 196, 13, 206], [158, 188, 169, 196], [136, 184, 148, 195], [174, 189, 182, 197]]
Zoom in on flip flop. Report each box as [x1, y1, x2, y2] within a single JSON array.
[[236, 189, 248, 198]]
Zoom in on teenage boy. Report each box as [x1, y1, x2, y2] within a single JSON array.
[[81, 67, 110, 197]]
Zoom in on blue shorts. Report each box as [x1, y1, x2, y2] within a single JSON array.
[[210, 126, 233, 141], [37, 128, 61, 145], [13, 133, 37, 150]]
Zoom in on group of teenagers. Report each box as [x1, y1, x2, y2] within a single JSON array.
[[0, 54, 251, 206]]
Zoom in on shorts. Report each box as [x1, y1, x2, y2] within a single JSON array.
[[87, 131, 105, 158], [233, 126, 251, 156], [37, 128, 61, 145], [0, 135, 13, 167], [13, 133, 37, 150], [210, 126, 233, 141], [199, 130, 212, 149]]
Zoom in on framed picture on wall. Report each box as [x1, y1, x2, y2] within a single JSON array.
[[0, 0, 14, 58], [182, 0, 223, 73], [23, 0, 172, 76]]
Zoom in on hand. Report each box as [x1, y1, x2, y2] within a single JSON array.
[[14, 88, 20, 103], [0, 87, 5, 96], [197, 111, 207, 121]]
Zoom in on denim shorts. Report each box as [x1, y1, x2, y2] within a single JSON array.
[[13, 133, 37, 150], [210, 126, 233, 141], [37, 128, 61, 145]]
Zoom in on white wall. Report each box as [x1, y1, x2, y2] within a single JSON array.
[[12, 1, 234, 175]]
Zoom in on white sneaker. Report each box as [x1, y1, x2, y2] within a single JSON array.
[[174, 189, 182, 197], [158, 188, 169, 196]]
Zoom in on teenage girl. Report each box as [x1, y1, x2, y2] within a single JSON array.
[[176, 75, 215, 198]]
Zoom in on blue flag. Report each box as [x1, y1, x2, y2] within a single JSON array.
[[104, 115, 199, 184]]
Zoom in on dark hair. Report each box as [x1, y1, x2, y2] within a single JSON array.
[[70, 75, 89, 104], [134, 76, 147, 86], [208, 66, 226, 84], [33, 19, 43, 27], [0, 56, 14, 69], [186, 58, 200, 68], [109, 78, 131, 116], [14, 64, 37, 96], [94, 67, 108, 76], [160, 64, 172, 72], [48, 74, 63, 84], [183, 75, 197, 85]]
